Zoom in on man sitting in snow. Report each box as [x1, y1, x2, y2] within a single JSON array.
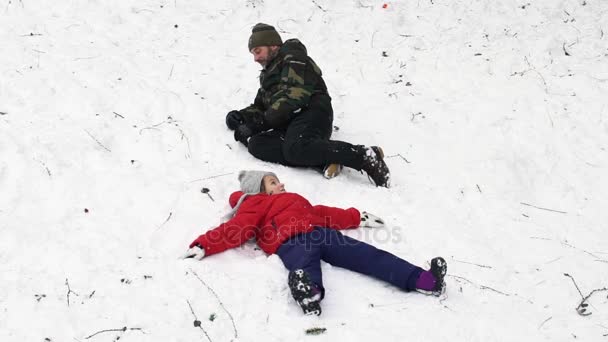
[[225, 23, 390, 187]]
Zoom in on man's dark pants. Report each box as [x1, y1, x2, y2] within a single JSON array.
[[247, 95, 365, 170]]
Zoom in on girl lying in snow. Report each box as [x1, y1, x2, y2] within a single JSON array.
[[184, 170, 447, 316]]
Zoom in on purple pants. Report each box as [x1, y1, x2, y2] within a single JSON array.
[[276, 227, 424, 296]]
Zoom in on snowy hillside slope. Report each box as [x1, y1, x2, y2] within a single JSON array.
[[1, 0, 607, 341]]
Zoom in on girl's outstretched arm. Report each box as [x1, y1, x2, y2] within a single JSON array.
[[189, 212, 259, 257]]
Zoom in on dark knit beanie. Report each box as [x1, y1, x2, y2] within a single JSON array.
[[248, 23, 283, 51]]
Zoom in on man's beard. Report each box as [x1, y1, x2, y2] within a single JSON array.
[[261, 48, 279, 68]]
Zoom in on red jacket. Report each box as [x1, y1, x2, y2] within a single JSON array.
[[190, 191, 361, 256]]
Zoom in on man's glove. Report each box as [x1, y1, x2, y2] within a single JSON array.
[[360, 211, 385, 228], [182, 245, 206, 260], [234, 124, 254, 146], [226, 110, 244, 130]]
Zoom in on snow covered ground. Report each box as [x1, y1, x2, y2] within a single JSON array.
[[1, 0, 607, 341]]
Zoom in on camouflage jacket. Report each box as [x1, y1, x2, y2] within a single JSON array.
[[239, 39, 330, 133]]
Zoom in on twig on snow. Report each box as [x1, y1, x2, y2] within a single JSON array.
[[564, 273, 608, 316], [113, 111, 124, 119], [538, 316, 552, 329], [157, 212, 173, 229], [190, 269, 238, 339], [138, 117, 175, 134], [562, 43, 571, 56], [84, 130, 111, 152], [452, 259, 492, 269], [189, 172, 234, 183], [65, 278, 79, 306], [410, 111, 423, 122], [187, 300, 212, 342], [449, 275, 510, 296], [385, 153, 411, 163], [520, 202, 567, 214], [519, 56, 548, 93], [177, 127, 192, 158], [371, 30, 378, 48], [355, 0, 373, 8], [168, 64, 174, 81], [561, 241, 601, 259], [84, 326, 143, 339], [311, 0, 327, 12]]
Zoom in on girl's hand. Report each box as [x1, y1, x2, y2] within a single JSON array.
[[182, 246, 206, 260], [360, 211, 385, 228]]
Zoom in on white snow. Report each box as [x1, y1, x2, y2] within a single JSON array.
[[1, 0, 607, 341]]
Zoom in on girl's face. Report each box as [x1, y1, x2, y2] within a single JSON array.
[[262, 175, 285, 195]]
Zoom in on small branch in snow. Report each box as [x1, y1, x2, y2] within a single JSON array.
[[139, 116, 175, 134], [355, 0, 373, 9], [371, 30, 378, 48], [452, 259, 492, 269], [201, 188, 215, 202], [564, 273, 608, 316], [158, 212, 173, 229], [190, 269, 238, 339], [276, 19, 296, 34], [187, 300, 212, 342], [538, 316, 552, 329], [177, 127, 192, 158], [410, 111, 424, 122], [113, 111, 124, 119], [84, 130, 111, 152], [189, 172, 234, 183], [385, 153, 410, 164], [520, 202, 567, 214], [545, 256, 562, 264], [0, 111, 7, 115], [561, 241, 601, 259], [168, 64, 174, 81], [74, 55, 102, 61], [562, 43, 571, 56], [84, 326, 144, 339], [449, 275, 510, 296], [515, 56, 548, 94], [21, 32, 43, 37], [476, 184, 482, 193], [530, 236, 551, 241], [311, 0, 327, 12], [34, 158, 52, 177], [65, 278, 79, 306]]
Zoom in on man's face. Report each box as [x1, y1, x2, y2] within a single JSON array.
[[250, 46, 277, 67]]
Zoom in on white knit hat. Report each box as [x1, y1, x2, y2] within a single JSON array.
[[222, 170, 277, 221], [238, 170, 277, 194]]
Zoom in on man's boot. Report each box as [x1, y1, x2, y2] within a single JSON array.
[[323, 163, 343, 179], [360, 146, 390, 187]]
